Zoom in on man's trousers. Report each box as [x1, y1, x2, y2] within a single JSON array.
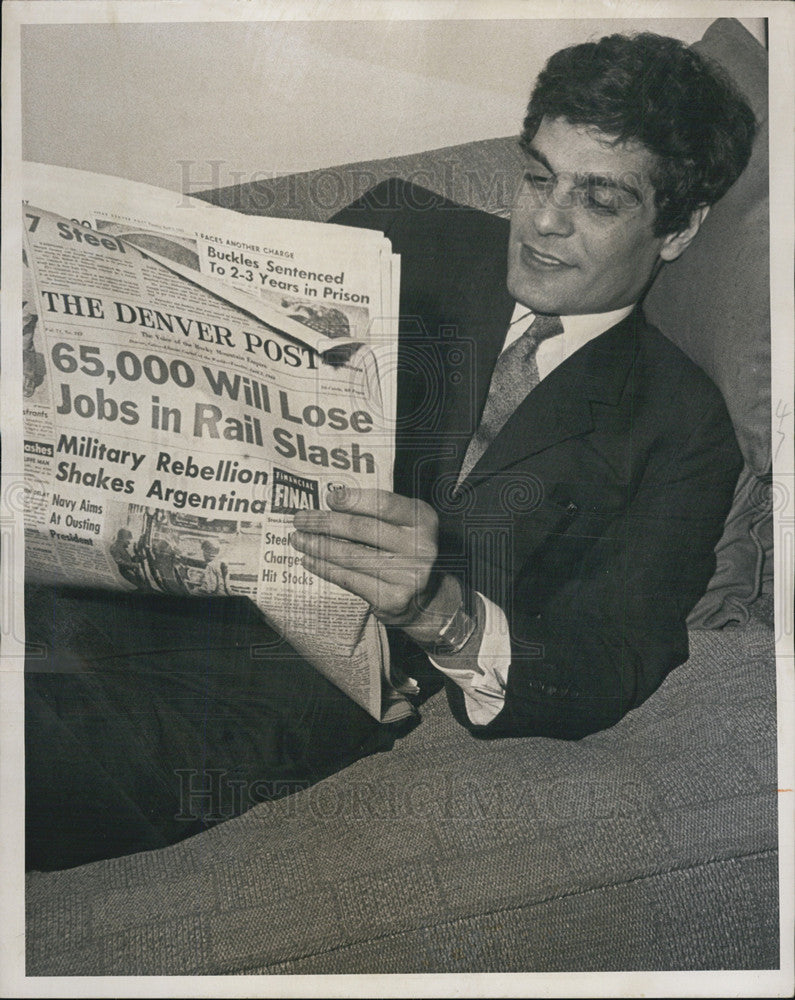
[[24, 585, 412, 871]]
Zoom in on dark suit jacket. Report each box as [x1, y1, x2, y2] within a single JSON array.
[[331, 179, 743, 740]]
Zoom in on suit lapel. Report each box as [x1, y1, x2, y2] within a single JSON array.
[[460, 307, 643, 486]]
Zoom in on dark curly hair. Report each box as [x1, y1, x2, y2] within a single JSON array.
[[520, 33, 757, 235]]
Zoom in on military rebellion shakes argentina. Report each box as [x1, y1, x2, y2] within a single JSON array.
[[46, 292, 377, 515]]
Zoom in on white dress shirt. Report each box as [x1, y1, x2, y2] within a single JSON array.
[[430, 301, 634, 724]]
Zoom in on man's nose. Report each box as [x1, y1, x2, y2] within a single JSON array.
[[532, 185, 575, 237]]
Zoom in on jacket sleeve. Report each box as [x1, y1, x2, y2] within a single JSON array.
[[447, 389, 743, 740]]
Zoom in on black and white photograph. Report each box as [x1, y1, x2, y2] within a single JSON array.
[[1, 1, 793, 995]]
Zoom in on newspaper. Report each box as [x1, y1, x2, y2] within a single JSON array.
[[21, 163, 413, 723]]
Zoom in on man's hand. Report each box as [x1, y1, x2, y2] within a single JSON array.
[[290, 487, 462, 642]]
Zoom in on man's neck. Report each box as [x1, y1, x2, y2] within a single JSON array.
[[504, 301, 636, 380]]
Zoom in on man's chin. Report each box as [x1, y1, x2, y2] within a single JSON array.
[[506, 276, 572, 316]]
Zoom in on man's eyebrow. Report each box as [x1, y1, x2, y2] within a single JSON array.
[[575, 172, 644, 205], [524, 145, 554, 175], [524, 145, 645, 205]]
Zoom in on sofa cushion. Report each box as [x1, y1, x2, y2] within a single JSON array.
[[687, 463, 774, 628], [644, 19, 772, 626], [645, 17, 770, 477]]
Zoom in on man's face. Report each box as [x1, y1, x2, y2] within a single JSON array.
[[507, 116, 668, 315]]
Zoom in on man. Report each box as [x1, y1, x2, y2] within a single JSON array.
[[25, 32, 756, 868], [196, 539, 231, 596], [292, 31, 755, 738], [109, 527, 145, 588]]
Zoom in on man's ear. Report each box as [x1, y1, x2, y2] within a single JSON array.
[[659, 205, 710, 262]]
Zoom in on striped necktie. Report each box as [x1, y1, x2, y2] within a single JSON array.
[[456, 312, 563, 488]]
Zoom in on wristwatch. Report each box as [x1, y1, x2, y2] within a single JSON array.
[[423, 586, 478, 656]]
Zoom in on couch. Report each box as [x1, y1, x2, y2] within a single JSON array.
[[25, 18, 780, 975]]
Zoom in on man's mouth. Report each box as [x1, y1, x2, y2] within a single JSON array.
[[520, 243, 572, 268]]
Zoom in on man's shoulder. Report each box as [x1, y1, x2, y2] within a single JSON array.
[[629, 312, 736, 440], [329, 178, 509, 255], [575, 309, 733, 432], [636, 312, 722, 392], [331, 179, 511, 314]]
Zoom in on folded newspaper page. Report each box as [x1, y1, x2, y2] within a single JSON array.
[[22, 163, 413, 722]]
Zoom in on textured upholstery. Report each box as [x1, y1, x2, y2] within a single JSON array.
[[26, 606, 777, 974]]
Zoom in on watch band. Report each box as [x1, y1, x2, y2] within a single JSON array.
[[426, 587, 478, 656]]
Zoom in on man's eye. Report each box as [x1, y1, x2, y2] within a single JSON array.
[[583, 184, 620, 212], [524, 171, 552, 187]]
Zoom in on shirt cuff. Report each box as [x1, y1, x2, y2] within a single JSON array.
[[429, 592, 511, 725]]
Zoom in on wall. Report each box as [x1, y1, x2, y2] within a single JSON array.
[[21, 17, 765, 194]]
